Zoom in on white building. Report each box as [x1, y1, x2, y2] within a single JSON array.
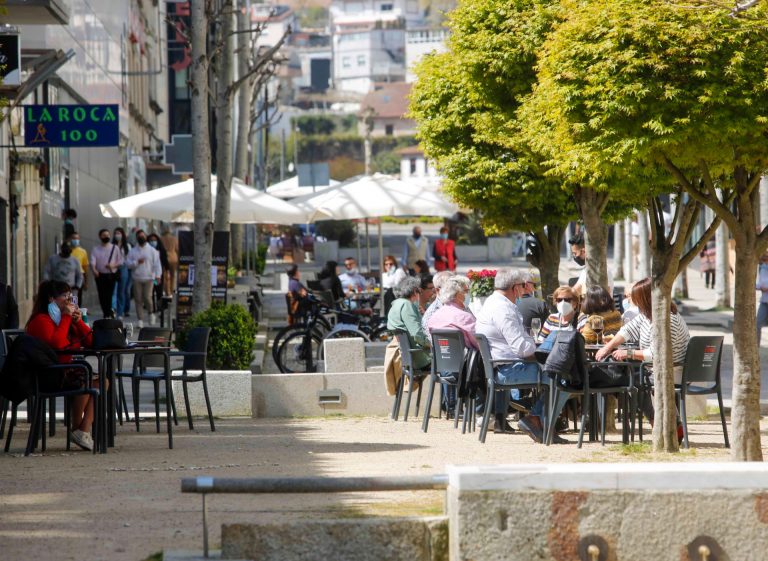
[[251, 4, 296, 49], [358, 82, 414, 137], [398, 145, 438, 180], [405, 27, 448, 82]]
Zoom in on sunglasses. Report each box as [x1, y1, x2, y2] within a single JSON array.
[[555, 297, 573, 303]]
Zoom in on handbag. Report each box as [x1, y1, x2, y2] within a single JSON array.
[[91, 318, 127, 350]]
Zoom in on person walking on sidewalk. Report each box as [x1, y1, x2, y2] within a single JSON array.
[[699, 240, 716, 290], [433, 226, 457, 272], [112, 227, 132, 320], [91, 229, 123, 318], [403, 226, 431, 271], [756, 252, 768, 345], [126, 230, 162, 328], [68, 232, 89, 308]]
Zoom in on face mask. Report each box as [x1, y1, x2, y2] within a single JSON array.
[[413, 233, 421, 240], [48, 301, 62, 326], [71, 239, 80, 247], [347, 268, 358, 276], [149, 240, 158, 249], [556, 300, 573, 316], [101, 236, 111, 244], [440, 233, 449, 240], [114, 234, 123, 241], [573, 254, 585, 267], [622, 298, 633, 311], [137, 237, 147, 246]]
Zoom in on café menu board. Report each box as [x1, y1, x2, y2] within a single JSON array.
[[176, 230, 229, 329]]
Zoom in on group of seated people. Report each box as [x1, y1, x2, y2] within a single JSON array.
[[387, 267, 691, 444]]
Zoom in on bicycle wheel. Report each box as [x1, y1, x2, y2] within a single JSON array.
[[276, 331, 323, 373], [271, 320, 331, 365]]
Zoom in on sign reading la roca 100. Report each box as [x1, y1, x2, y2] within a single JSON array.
[[24, 104, 119, 148]]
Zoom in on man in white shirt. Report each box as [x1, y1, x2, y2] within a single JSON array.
[[476, 268, 565, 443], [339, 257, 367, 293], [126, 230, 162, 327]]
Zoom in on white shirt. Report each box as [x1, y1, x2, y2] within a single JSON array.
[[475, 291, 536, 361], [126, 244, 162, 281], [339, 271, 366, 292], [382, 267, 407, 289]]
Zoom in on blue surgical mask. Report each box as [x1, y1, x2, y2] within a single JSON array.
[[149, 240, 158, 249], [440, 233, 449, 240], [48, 301, 62, 326], [622, 298, 632, 311], [70, 239, 80, 247]]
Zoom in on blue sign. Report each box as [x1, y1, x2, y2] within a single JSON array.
[[24, 104, 119, 148]]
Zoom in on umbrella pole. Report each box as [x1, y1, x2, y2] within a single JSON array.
[[378, 221, 384, 318], [356, 222, 361, 266], [365, 219, 371, 273]]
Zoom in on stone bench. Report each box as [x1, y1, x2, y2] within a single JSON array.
[[172, 370, 252, 418], [323, 337, 366, 373]]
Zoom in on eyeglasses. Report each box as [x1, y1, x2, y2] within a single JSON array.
[[555, 297, 573, 303]]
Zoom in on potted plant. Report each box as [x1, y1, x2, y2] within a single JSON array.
[[467, 269, 496, 315]]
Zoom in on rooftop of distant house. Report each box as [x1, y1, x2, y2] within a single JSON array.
[[251, 4, 294, 22], [359, 82, 412, 119]]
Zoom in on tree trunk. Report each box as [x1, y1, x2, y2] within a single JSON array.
[[533, 225, 563, 307], [614, 222, 624, 281], [213, 0, 235, 233], [731, 237, 762, 460], [231, 0, 253, 270], [191, 0, 213, 313], [650, 280, 679, 452], [624, 217, 634, 284], [576, 188, 610, 291]]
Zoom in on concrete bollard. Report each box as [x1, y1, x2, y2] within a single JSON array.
[[323, 337, 366, 373]]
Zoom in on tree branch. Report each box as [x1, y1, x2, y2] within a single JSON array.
[[228, 28, 290, 96], [680, 214, 721, 270]]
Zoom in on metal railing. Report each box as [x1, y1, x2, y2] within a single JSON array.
[[181, 474, 449, 557]]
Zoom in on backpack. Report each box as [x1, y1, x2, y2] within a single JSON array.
[[0, 334, 60, 404]]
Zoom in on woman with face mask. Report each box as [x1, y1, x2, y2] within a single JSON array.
[[147, 233, 169, 318], [112, 227, 132, 320], [537, 286, 580, 342], [433, 227, 457, 272], [26, 280, 95, 450], [90, 229, 123, 318]]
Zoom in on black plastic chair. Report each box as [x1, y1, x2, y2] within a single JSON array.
[[0, 329, 24, 443], [170, 327, 215, 432], [114, 327, 173, 434], [677, 336, 728, 449], [475, 333, 543, 443], [422, 329, 470, 433], [391, 330, 427, 422]]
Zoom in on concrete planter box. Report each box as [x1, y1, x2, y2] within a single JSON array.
[[172, 370, 252, 418]]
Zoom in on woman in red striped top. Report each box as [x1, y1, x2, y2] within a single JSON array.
[[26, 280, 95, 450]]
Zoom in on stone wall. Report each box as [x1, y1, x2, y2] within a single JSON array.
[[447, 463, 768, 561], [222, 517, 449, 561]]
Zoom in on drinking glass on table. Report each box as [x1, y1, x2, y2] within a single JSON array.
[[591, 316, 605, 345], [124, 322, 134, 341], [530, 317, 542, 339]]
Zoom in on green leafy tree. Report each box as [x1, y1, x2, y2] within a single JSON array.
[[410, 0, 576, 298], [526, 0, 764, 457]]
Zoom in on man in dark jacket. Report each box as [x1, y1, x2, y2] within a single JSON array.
[[516, 273, 549, 330], [0, 284, 19, 329]]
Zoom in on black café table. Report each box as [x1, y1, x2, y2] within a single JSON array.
[[58, 342, 172, 453]]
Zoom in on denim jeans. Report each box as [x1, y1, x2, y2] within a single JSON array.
[[114, 264, 132, 317], [495, 361, 545, 416], [758, 302, 768, 345]]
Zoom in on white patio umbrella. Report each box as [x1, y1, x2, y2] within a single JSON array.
[[100, 177, 307, 225], [291, 173, 459, 274], [266, 176, 340, 199]]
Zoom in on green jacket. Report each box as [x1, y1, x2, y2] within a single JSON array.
[[387, 298, 431, 369]]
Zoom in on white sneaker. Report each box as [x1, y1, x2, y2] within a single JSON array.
[[138, 319, 144, 329], [117, 316, 124, 321], [149, 313, 157, 325], [71, 429, 93, 451]]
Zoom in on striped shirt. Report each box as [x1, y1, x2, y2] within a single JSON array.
[[618, 312, 690, 365]]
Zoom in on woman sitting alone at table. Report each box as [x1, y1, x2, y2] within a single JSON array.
[[538, 285, 582, 341], [26, 280, 95, 451], [578, 285, 622, 344], [286, 264, 308, 325]]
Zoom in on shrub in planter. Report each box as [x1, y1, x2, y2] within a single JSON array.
[[177, 303, 258, 369]]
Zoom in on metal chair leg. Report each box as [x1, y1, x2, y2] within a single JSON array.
[[153, 380, 161, 433], [717, 390, 730, 448], [201, 376, 216, 432], [421, 374, 437, 433], [182, 380, 194, 430]]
